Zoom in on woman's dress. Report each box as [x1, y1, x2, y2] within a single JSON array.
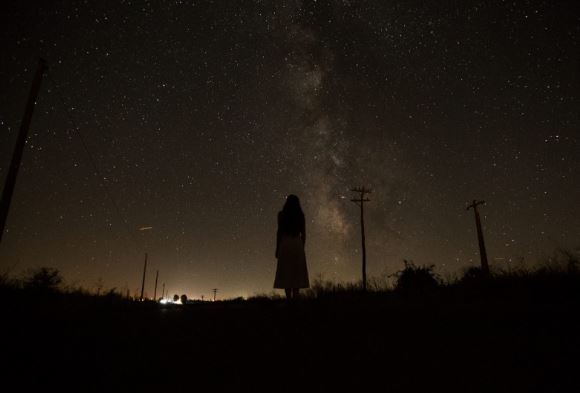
[[274, 212, 309, 289]]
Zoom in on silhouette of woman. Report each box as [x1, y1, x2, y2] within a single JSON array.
[[274, 194, 309, 299]]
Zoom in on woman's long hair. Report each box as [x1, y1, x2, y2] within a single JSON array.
[[280, 194, 304, 235]]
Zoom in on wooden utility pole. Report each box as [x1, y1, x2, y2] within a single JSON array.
[[139, 253, 148, 301], [153, 270, 159, 301], [0, 59, 48, 244], [467, 200, 490, 275], [212, 288, 218, 301], [351, 186, 372, 291]]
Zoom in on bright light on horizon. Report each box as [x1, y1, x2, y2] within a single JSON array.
[[159, 298, 181, 305]]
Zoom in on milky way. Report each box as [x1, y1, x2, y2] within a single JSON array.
[[1, 1, 579, 298]]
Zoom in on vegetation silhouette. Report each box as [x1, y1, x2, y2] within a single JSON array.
[[1, 250, 579, 392], [22, 266, 63, 292], [392, 260, 439, 294]]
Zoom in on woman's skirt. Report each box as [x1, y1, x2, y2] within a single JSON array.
[[274, 235, 309, 289]]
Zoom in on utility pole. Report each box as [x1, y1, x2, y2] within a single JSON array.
[[139, 253, 148, 301], [0, 58, 48, 244], [212, 288, 218, 302], [153, 270, 159, 301], [162, 282, 165, 299], [351, 186, 372, 291], [467, 200, 490, 275]]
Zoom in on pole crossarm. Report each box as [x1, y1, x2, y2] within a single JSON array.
[[350, 186, 372, 195], [467, 199, 485, 211]]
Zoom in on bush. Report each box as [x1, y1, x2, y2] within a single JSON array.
[[394, 260, 439, 293], [459, 266, 489, 283]]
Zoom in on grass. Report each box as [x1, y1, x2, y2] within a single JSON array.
[[1, 252, 580, 392]]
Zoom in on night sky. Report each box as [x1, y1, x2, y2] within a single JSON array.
[[1, 1, 579, 299]]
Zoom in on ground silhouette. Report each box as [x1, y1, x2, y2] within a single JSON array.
[[2, 262, 579, 392]]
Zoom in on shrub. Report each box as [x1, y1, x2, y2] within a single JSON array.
[[394, 260, 439, 293], [459, 266, 489, 283]]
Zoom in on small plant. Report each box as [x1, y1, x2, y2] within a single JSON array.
[[94, 277, 104, 295], [393, 260, 439, 293]]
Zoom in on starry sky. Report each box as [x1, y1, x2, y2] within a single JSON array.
[[1, 0, 579, 299]]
